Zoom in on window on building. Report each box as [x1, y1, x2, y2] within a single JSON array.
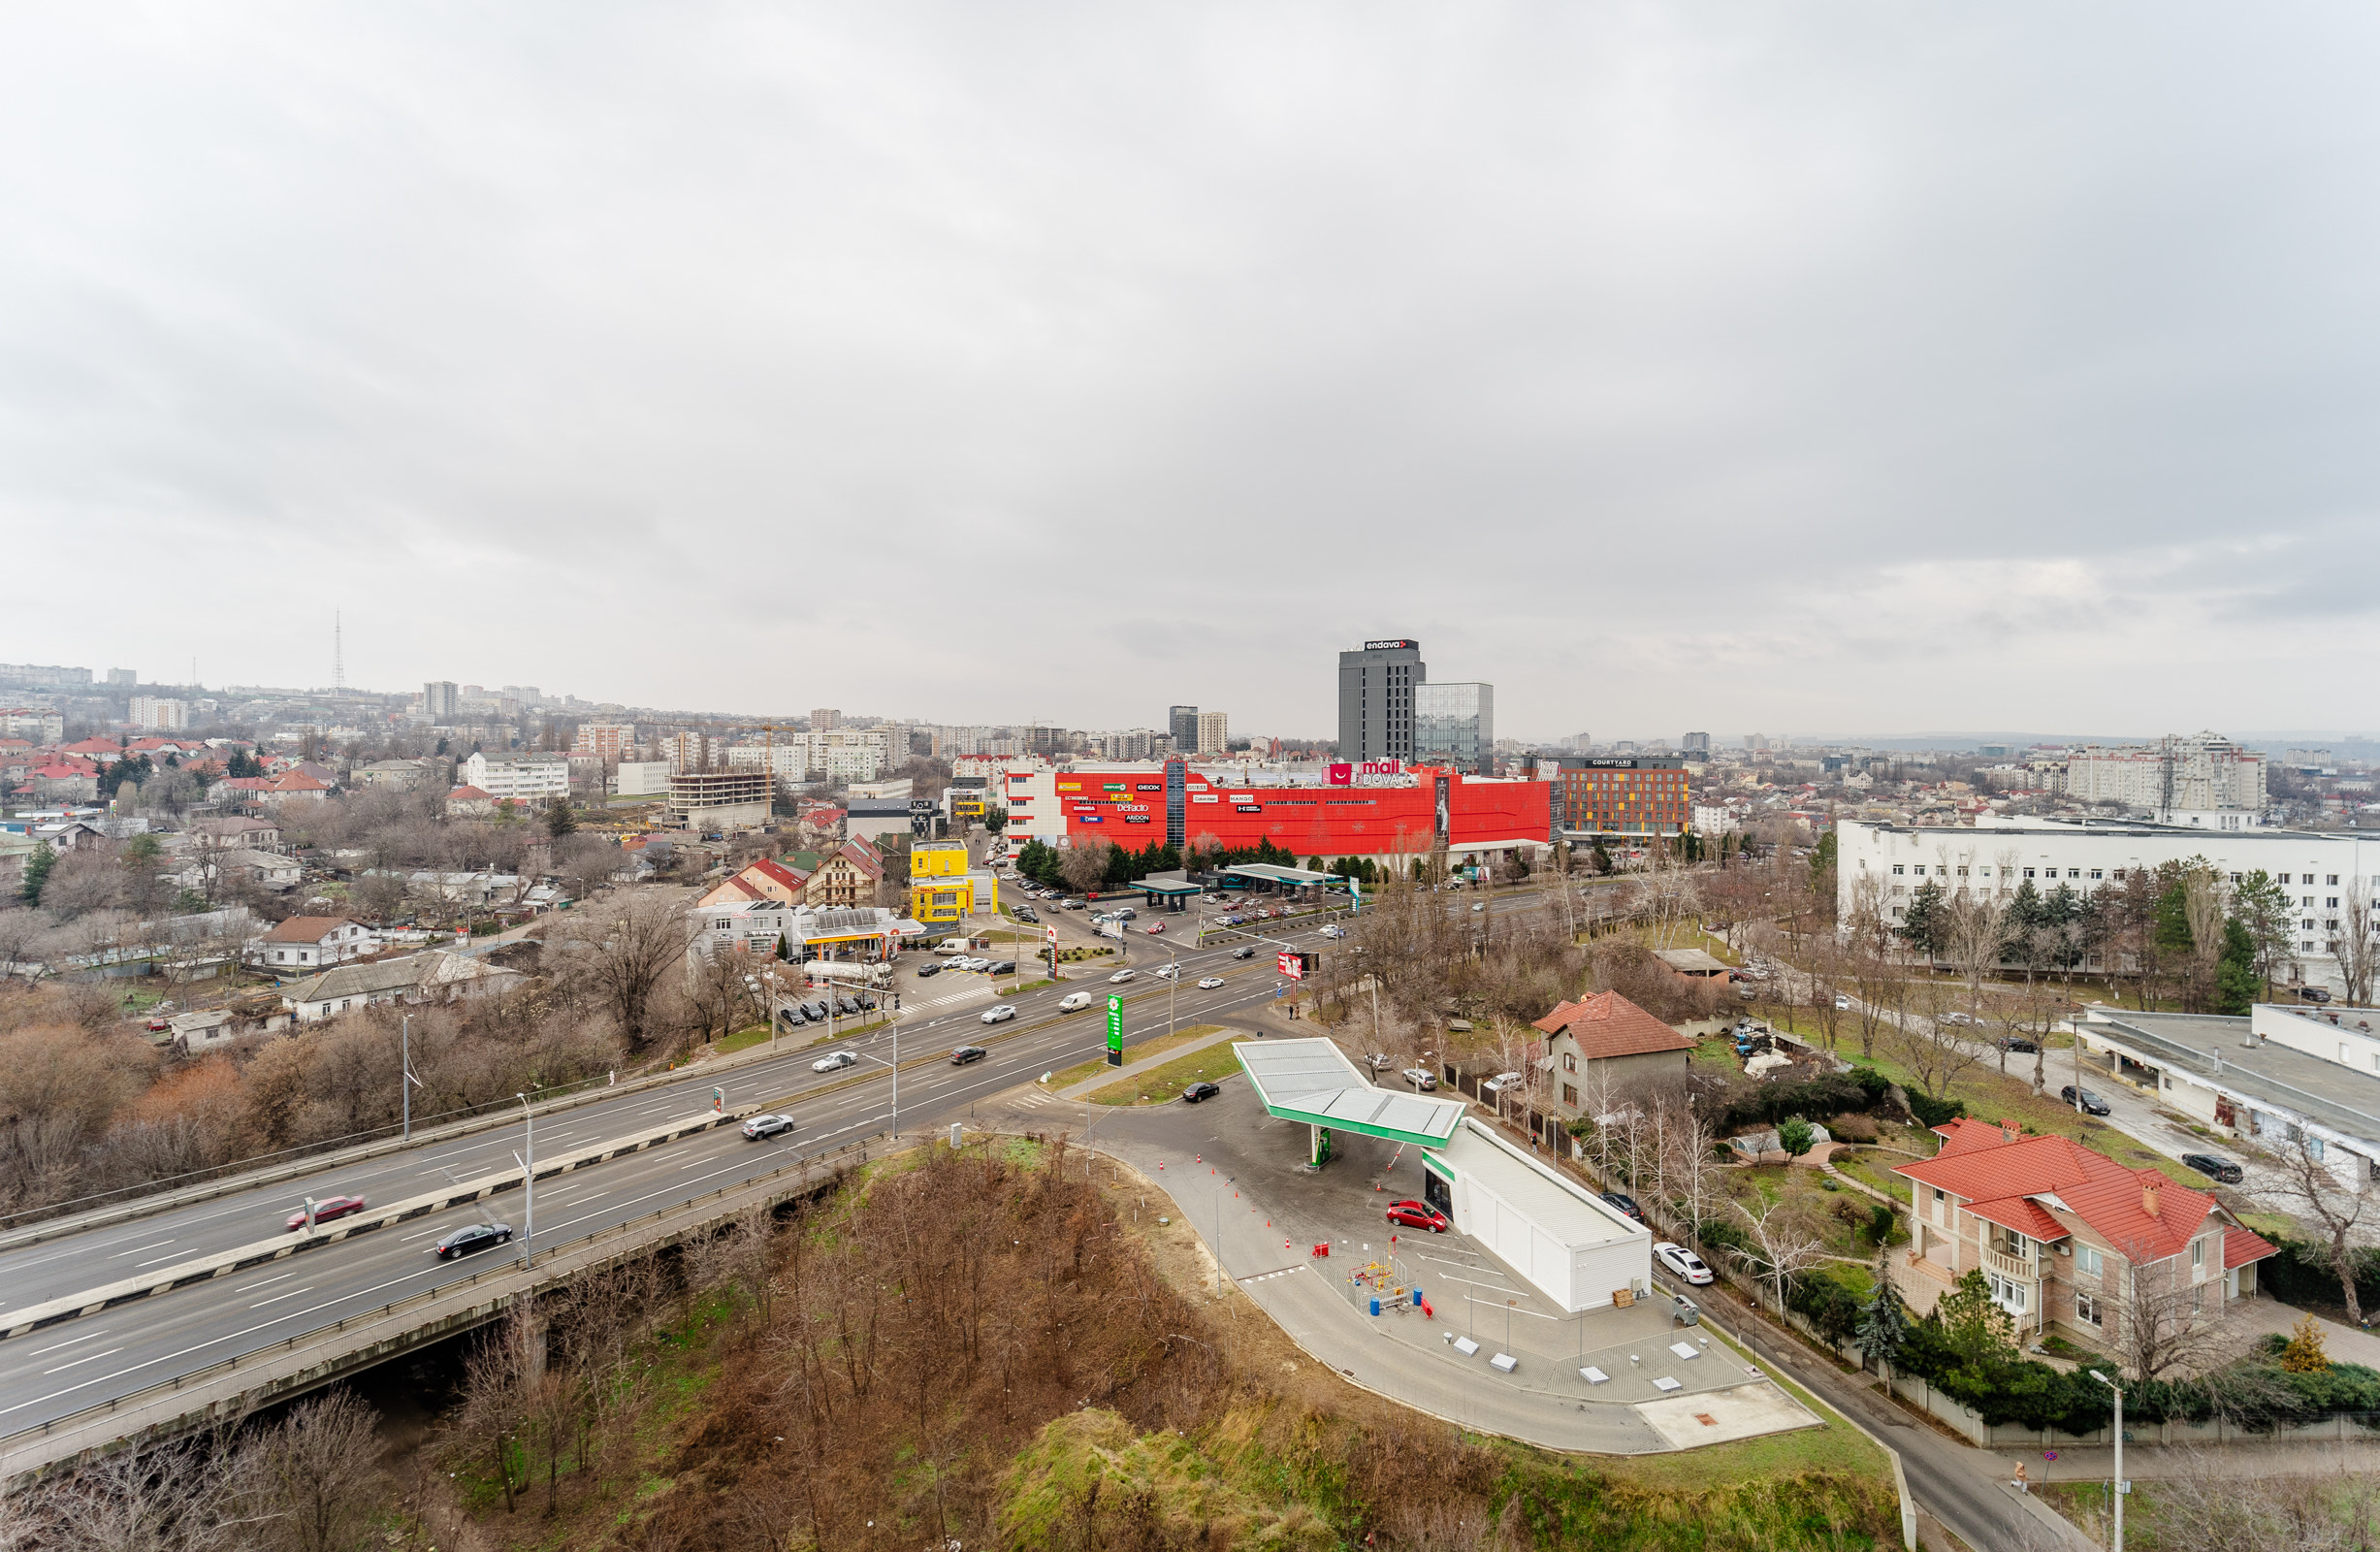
[[1562, 1083, 1578, 1107], [2075, 1291, 2103, 1327], [2192, 1238, 2204, 1272], [1892, 864, 1905, 876], [2069, 868, 2082, 878], [1956, 866, 1968, 877], [2330, 875, 2340, 886], [2024, 867, 2037, 878], [1561, 1052, 1577, 1073], [2077, 1245, 2104, 1277]]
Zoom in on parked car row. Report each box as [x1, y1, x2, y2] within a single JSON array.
[[778, 992, 874, 1027]]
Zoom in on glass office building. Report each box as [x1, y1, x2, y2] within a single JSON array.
[[1414, 682, 1495, 772]]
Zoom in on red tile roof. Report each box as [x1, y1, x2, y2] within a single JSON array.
[[834, 840, 884, 878], [1530, 992, 1696, 1060], [2224, 1225, 2278, 1270], [448, 785, 493, 801], [270, 772, 331, 792], [745, 857, 812, 892], [1896, 1128, 2221, 1264]]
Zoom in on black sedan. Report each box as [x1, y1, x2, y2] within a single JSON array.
[[2181, 1152, 2244, 1183], [431, 1221, 513, 1259], [1181, 1082, 1222, 1103], [1998, 1036, 2040, 1054], [916, 961, 942, 977], [1599, 1191, 1645, 1223], [949, 1045, 989, 1066], [2060, 1085, 2112, 1116]]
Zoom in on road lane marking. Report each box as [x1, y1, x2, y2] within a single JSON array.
[[234, 1272, 298, 1292], [42, 1347, 123, 1374], [28, 1330, 108, 1357], [108, 1240, 176, 1259], [251, 1287, 314, 1309]]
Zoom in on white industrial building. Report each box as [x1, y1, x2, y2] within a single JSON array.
[[1839, 819, 2380, 982], [1233, 1039, 1649, 1313], [461, 751, 570, 803]]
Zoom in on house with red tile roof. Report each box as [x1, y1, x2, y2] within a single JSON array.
[[695, 856, 815, 909], [806, 837, 884, 907], [1894, 1117, 2276, 1348], [249, 915, 377, 971], [1529, 991, 1697, 1113]]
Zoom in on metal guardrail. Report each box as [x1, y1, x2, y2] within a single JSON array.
[[0, 1133, 884, 1457]]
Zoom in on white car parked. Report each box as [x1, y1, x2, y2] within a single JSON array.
[[1653, 1242, 1715, 1285]]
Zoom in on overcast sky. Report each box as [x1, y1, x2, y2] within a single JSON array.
[[4, 4, 2377, 744]]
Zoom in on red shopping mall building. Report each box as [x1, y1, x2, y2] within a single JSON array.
[[1001, 759, 1551, 863]]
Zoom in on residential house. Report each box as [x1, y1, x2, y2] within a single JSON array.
[[1893, 1119, 2277, 1347], [0, 834, 37, 898], [190, 815, 284, 853], [445, 784, 497, 817], [1530, 992, 1698, 1114], [173, 848, 302, 893], [29, 763, 98, 803], [32, 818, 109, 852], [281, 950, 523, 1023], [251, 915, 377, 971], [696, 856, 815, 909], [261, 770, 333, 805], [162, 996, 294, 1054], [805, 838, 884, 907]]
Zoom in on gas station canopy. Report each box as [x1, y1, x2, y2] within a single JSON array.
[[1217, 863, 1345, 889], [1232, 1038, 1465, 1148]]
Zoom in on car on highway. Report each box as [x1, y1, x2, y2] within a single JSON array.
[[1599, 1192, 1644, 1223], [1384, 1200, 1449, 1233], [1146, 921, 1166, 933], [915, 961, 942, 978], [1653, 1242, 1715, 1285], [813, 1050, 859, 1073], [949, 1045, 989, 1065], [1232, 946, 1256, 959], [1058, 991, 1093, 1012], [1180, 1082, 1222, 1103], [1469, 902, 1485, 912], [2059, 1084, 2112, 1116], [1109, 968, 1137, 983], [1319, 924, 1346, 938], [1154, 964, 1179, 980], [287, 1193, 369, 1231], [1400, 1067, 1437, 1091], [432, 1221, 513, 1260], [1197, 976, 1225, 989], [2181, 1152, 2244, 1183], [741, 1114, 796, 1140], [1063, 898, 1085, 910]]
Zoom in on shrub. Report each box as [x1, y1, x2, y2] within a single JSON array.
[[1904, 1089, 1966, 1129], [1826, 1112, 1880, 1144]]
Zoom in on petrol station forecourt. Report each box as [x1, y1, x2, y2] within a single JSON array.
[[1074, 1034, 1826, 1454]]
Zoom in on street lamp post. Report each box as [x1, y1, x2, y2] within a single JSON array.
[[2088, 1369, 2125, 1552], [512, 1092, 533, 1267], [400, 1014, 412, 1142], [857, 1023, 901, 1142], [1165, 940, 1178, 1043]]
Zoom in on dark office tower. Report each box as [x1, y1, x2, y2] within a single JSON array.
[[1336, 638, 1425, 763], [1168, 705, 1199, 752]]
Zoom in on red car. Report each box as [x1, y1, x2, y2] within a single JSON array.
[[1384, 1200, 1449, 1233], [287, 1193, 368, 1232]]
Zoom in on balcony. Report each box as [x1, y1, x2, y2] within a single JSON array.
[[1980, 1245, 2037, 1285]]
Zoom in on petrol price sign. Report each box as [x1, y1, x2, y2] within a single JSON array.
[[1106, 994, 1124, 1066]]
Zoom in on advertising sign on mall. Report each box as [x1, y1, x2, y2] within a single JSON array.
[[1276, 951, 1312, 981]]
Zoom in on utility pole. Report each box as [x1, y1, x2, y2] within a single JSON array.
[[401, 1014, 411, 1141], [2089, 1369, 2125, 1551], [513, 1092, 533, 1267]]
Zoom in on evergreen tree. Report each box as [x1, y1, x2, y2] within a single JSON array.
[[1896, 879, 1947, 961], [21, 842, 54, 905], [543, 796, 577, 837], [1854, 1248, 1909, 1374], [1777, 1116, 1816, 1158], [2216, 917, 2260, 1014]]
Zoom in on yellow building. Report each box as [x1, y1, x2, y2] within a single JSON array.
[[908, 839, 993, 926]]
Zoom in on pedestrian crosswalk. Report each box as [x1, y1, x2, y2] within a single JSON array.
[[1240, 1266, 1305, 1285]]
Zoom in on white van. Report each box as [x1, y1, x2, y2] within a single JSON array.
[[1058, 991, 1094, 1012]]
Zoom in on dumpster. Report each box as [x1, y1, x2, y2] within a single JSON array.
[[1672, 1293, 1701, 1327]]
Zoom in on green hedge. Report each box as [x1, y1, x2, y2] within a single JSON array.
[[1714, 1068, 1892, 1134], [2255, 1239, 2380, 1313], [1901, 1090, 1967, 1130]]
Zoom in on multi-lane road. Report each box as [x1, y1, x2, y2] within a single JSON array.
[[0, 910, 1335, 1439]]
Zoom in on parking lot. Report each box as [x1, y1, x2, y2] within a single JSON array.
[[1077, 1074, 1821, 1453]]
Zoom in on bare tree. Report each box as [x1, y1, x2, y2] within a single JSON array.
[[2107, 1252, 2239, 1380], [231, 1389, 387, 1552], [1887, 976, 1983, 1103], [1057, 841, 1111, 896], [1729, 1192, 1829, 1316], [2112, 1443, 2380, 1552], [2258, 1129, 2375, 1327], [548, 889, 691, 1053], [2328, 878, 2377, 1008]]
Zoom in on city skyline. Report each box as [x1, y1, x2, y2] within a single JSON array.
[[5, 7, 2378, 735]]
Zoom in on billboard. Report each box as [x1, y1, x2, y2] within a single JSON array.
[[1106, 994, 1124, 1065], [1276, 951, 1313, 981]]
